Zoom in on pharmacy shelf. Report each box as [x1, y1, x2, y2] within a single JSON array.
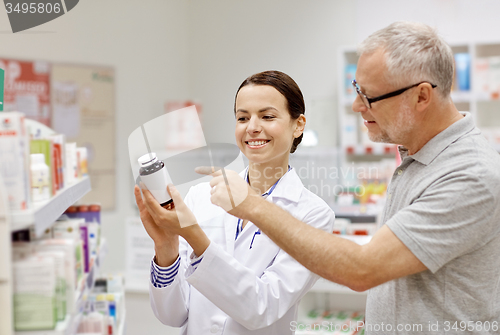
[[344, 144, 397, 156], [15, 239, 107, 335], [10, 177, 91, 236], [116, 311, 126, 335]]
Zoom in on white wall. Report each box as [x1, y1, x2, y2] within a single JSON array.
[[187, 0, 357, 145], [355, 0, 500, 44]]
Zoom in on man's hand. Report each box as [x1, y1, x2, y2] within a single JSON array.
[[195, 167, 260, 219]]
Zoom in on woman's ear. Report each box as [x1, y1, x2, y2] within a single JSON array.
[[294, 115, 306, 138]]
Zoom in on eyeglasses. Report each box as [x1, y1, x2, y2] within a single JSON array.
[[352, 80, 437, 109]]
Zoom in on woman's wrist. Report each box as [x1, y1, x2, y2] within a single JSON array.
[[154, 239, 179, 267], [180, 225, 210, 257]]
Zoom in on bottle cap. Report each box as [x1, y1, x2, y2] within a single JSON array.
[[78, 205, 89, 212], [65, 206, 78, 214], [138, 152, 157, 166], [89, 204, 101, 212], [30, 153, 45, 165]]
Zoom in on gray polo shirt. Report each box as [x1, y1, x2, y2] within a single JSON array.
[[365, 112, 500, 335]]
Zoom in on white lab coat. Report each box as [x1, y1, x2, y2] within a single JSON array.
[[149, 167, 335, 334]]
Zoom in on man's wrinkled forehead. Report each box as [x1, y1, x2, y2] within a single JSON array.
[[356, 48, 392, 93]]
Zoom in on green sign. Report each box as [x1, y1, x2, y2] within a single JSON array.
[[0, 68, 3, 111]]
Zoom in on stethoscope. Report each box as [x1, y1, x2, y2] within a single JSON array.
[[235, 166, 291, 249]]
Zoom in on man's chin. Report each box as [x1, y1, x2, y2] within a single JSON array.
[[368, 132, 393, 144]]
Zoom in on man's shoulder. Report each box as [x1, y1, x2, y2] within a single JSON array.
[[436, 129, 500, 175]]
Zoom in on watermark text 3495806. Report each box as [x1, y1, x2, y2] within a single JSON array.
[[3, 0, 79, 33]]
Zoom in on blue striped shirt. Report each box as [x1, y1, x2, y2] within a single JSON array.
[[151, 253, 204, 288]]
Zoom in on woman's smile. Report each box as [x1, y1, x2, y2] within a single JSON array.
[[245, 139, 271, 149]]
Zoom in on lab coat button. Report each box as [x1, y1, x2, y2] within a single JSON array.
[[397, 169, 403, 175], [210, 325, 219, 333]]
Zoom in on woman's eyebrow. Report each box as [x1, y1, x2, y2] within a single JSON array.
[[258, 107, 278, 113], [236, 107, 277, 114]]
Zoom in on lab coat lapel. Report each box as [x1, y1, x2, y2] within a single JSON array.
[[223, 214, 237, 256]]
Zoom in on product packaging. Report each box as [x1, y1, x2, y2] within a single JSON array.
[[489, 56, 500, 99], [87, 222, 100, 267], [89, 203, 101, 224], [475, 57, 490, 100], [54, 215, 90, 273], [30, 153, 50, 202], [0, 112, 31, 210], [65, 142, 79, 186], [454, 53, 471, 91], [332, 218, 350, 235], [11, 242, 34, 261], [29, 226, 53, 241], [34, 239, 84, 315], [49, 134, 66, 190], [76, 146, 88, 176], [0, 68, 4, 111], [30, 139, 55, 196], [13, 255, 57, 331], [342, 114, 358, 147], [345, 64, 357, 98], [36, 250, 67, 321], [52, 217, 83, 240]]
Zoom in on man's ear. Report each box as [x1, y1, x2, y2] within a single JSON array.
[[415, 83, 433, 112]]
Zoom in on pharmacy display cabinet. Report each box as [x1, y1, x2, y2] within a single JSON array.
[[0, 172, 123, 335]]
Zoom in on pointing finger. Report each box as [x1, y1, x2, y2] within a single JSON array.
[[195, 166, 223, 177]]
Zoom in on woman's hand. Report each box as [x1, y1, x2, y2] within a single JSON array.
[[134, 185, 179, 266], [135, 183, 210, 259]]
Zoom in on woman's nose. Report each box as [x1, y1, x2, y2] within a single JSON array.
[[247, 117, 262, 133]]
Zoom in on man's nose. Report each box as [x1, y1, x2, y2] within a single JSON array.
[[352, 94, 368, 114]]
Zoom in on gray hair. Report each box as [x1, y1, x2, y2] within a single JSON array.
[[358, 22, 454, 99]]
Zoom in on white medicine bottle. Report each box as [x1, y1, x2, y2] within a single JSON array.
[[138, 152, 173, 206], [31, 153, 50, 202]]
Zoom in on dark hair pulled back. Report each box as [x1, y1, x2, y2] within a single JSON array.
[[235, 70, 305, 153]]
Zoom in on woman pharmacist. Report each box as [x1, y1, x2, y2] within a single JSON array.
[[134, 71, 335, 335]]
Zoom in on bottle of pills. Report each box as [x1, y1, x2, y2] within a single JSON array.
[[30, 153, 50, 202], [138, 152, 173, 206]]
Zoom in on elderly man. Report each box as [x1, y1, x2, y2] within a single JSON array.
[[191, 22, 500, 334]]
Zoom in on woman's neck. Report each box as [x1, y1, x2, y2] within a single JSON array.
[[247, 160, 289, 195]]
